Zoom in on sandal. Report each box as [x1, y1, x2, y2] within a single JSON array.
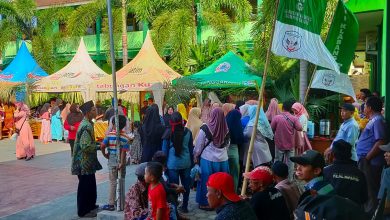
[[102, 204, 115, 211], [198, 205, 213, 211]]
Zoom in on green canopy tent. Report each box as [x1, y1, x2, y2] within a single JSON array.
[[176, 51, 262, 89]]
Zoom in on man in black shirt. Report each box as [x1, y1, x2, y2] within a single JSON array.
[[323, 139, 368, 206], [243, 166, 290, 220], [207, 172, 256, 220]]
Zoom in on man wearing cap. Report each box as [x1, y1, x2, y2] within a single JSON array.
[[272, 161, 301, 219], [323, 139, 368, 206], [325, 103, 359, 162], [71, 100, 102, 218], [206, 172, 256, 220], [243, 166, 290, 220], [378, 143, 390, 217], [290, 150, 334, 204], [356, 96, 388, 214]]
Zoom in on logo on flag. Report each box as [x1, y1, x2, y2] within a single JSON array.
[[283, 31, 302, 52], [321, 73, 336, 87]]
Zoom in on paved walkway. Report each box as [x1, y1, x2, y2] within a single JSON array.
[[0, 139, 216, 220]]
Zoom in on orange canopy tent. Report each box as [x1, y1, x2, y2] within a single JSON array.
[[93, 31, 182, 114]]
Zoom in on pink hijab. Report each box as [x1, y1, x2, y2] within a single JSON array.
[[207, 107, 229, 146], [292, 102, 309, 119], [265, 98, 281, 121], [16, 102, 30, 115]]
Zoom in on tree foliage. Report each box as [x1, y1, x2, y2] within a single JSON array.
[[0, 0, 74, 73], [130, 0, 252, 74]]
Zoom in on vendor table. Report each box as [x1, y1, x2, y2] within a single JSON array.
[[30, 119, 42, 138], [94, 121, 108, 141], [309, 136, 334, 154]]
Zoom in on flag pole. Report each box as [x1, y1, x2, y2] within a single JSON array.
[[241, 0, 280, 196], [106, 0, 125, 211]]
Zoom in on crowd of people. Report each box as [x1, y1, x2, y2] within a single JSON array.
[[0, 87, 389, 220]]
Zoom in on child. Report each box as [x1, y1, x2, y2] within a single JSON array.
[[145, 162, 170, 220], [101, 115, 131, 211], [130, 121, 142, 164], [124, 162, 149, 220]]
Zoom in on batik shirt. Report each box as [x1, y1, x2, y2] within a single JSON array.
[[71, 118, 102, 175]]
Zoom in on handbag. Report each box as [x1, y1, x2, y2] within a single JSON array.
[[15, 117, 27, 135], [282, 114, 304, 151]]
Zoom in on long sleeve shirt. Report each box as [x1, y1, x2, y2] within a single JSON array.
[[271, 112, 302, 150], [193, 129, 228, 162]]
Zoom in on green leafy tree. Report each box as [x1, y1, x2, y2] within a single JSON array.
[[130, 0, 252, 73], [0, 0, 73, 73]]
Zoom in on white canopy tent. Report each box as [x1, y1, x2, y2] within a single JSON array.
[[34, 38, 108, 101], [93, 31, 182, 114]]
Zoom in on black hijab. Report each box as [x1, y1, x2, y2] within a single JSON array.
[[67, 104, 84, 125], [141, 104, 164, 142], [226, 109, 244, 145]]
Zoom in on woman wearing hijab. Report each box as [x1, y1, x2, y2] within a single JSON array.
[[51, 99, 64, 142], [266, 98, 281, 122], [239, 104, 251, 129], [265, 98, 281, 160], [243, 105, 273, 167], [225, 104, 244, 192], [186, 107, 203, 143], [291, 102, 312, 155], [139, 104, 165, 162], [200, 98, 211, 123], [61, 103, 71, 124], [163, 106, 174, 128], [162, 112, 194, 213], [177, 103, 188, 124], [193, 107, 230, 210], [64, 104, 84, 155], [39, 103, 52, 144], [14, 102, 35, 161]]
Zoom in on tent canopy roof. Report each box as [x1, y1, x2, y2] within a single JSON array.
[[0, 41, 48, 83], [94, 31, 182, 92], [34, 38, 108, 93], [180, 51, 261, 89]]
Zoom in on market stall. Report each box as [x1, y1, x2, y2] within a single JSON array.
[[177, 51, 262, 89], [33, 38, 108, 102], [93, 31, 182, 114]]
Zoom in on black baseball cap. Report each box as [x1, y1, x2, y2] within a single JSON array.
[[339, 103, 355, 112], [290, 150, 325, 168]]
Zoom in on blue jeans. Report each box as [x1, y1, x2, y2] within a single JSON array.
[[167, 168, 191, 209], [196, 158, 230, 206]]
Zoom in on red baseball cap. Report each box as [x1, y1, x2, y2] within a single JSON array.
[[243, 166, 273, 185], [207, 172, 241, 202]]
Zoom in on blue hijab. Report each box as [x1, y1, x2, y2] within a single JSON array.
[[247, 105, 274, 140], [226, 109, 245, 145]]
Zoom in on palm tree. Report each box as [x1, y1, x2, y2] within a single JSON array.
[[66, 0, 129, 67], [130, 0, 253, 73], [0, 0, 73, 73]]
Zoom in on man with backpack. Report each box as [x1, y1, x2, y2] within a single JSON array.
[[271, 100, 302, 179]]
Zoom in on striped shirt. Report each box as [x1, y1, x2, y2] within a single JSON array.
[[102, 131, 130, 167]]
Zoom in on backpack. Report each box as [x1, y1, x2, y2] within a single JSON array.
[[295, 194, 369, 220]]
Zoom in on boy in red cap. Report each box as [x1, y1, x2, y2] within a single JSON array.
[[243, 166, 290, 220], [206, 172, 256, 220]]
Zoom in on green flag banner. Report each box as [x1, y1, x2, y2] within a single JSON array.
[[271, 0, 340, 72], [311, 0, 359, 100]]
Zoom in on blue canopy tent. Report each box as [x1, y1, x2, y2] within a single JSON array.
[[0, 41, 48, 101], [0, 41, 48, 83]]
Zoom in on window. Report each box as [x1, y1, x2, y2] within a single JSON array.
[[127, 13, 143, 32], [86, 22, 96, 35]]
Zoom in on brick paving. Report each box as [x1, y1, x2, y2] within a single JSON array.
[[0, 139, 216, 220]]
